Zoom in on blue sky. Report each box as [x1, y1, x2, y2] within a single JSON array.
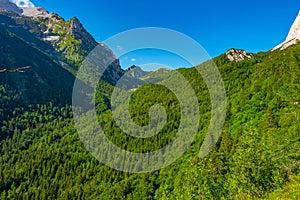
[[24, 0, 300, 69]]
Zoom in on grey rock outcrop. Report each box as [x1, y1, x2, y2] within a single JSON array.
[[226, 48, 253, 62]]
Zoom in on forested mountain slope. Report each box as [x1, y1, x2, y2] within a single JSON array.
[[0, 38, 299, 199]]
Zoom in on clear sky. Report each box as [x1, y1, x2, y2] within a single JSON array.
[[18, 0, 300, 69]]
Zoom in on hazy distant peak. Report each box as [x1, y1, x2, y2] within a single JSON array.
[[273, 11, 300, 50], [125, 65, 150, 79], [0, 0, 22, 14]]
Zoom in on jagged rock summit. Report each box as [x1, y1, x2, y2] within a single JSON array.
[[126, 65, 150, 78], [226, 48, 253, 62], [273, 11, 300, 50]]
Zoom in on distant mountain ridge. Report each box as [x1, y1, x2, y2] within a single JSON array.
[[126, 65, 150, 78]]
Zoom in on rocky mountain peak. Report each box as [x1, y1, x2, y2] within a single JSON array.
[[68, 17, 87, 37], [69, 17, 81, 31], [273, 11, 300, 50], [67, 17, 97, 52], [0, 0, 22, 14], [125, 65, 150, 79], [226, 48, 253, 62], [126, 65, 139, 71]]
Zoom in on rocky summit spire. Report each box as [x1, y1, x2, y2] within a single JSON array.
[[273, 11, 300, 50]]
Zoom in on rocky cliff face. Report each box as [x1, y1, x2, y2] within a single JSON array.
[[273, 11, 300, 50], [226, 48, 253, 62]]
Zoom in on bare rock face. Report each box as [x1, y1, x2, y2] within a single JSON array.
[[226, 48, 253, 62], [22, 7, 49, 18], [273, 11, 300, 50], [0, 0, 22, 14]]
